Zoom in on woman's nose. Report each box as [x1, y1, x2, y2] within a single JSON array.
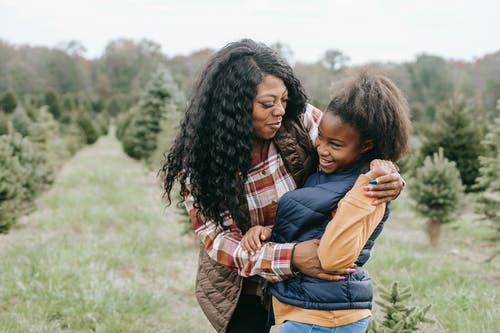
[[272, 103, 286, 116]]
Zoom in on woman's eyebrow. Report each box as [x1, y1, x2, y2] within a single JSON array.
[[257, 93, 278, 98], [256, 90, 288, 99]]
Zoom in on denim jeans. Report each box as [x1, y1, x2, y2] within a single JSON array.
[[278, 317, 369, 333]]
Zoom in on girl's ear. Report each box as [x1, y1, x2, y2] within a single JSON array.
[[360, 139, 374, 154]]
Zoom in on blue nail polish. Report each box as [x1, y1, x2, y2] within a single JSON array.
[[369, 179, 378, 185]]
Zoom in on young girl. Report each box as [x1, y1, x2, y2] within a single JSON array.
[[241, 70, 411, 333]]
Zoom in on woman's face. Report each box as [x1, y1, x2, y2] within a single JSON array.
[[252, 75, 288, 140], [315, 113, 373, 174]]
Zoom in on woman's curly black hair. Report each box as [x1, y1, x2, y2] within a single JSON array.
[[160, 39, 308, 232]]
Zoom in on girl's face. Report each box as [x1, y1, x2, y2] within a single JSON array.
[[315, 113, 373, 174], [252, 75, 288, 140]]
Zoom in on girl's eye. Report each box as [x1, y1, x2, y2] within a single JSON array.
[[260, 102, 274, 108], [329, 142, 340, 148]]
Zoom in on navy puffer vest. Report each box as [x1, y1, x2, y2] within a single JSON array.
[[269, 166, 390, 310]]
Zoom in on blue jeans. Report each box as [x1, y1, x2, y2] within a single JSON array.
[[278, 317, 369, 333]]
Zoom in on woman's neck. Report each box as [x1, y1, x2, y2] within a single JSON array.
[[252, 136, 267, 149], [252, 138, 270, 165]]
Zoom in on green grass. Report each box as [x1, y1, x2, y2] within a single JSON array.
[[1, 133, 499, 332], [367, 196, 500, 333], [0, 133, 213, 333]]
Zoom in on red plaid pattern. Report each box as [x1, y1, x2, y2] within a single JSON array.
[[184, 105, 322, 286]]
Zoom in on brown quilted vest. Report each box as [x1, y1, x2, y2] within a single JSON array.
[[195, 117, 318, 333]]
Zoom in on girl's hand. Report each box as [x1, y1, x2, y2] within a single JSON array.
[[241, 226, 272, 255], [364, 159, 405, 205]]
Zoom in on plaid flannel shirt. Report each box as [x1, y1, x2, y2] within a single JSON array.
[[184, 104, 322, 288]]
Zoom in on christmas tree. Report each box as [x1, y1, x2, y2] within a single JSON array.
[[419, 96, 486, 191], [474, 103, 500, 262], [368, 282, 434, 333], [409, 148, 464, 246], [121, 67, 180, 161]]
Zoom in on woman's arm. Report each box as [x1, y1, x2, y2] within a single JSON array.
[[184, 187, 296, 282]]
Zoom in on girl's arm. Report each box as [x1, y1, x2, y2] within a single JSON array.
[[317, 160, 393, 271]]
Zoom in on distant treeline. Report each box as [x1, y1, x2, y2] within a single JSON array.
[[1, 38, 499, 238], [1, 38, 499, 124], [0, 39, 210, 117]]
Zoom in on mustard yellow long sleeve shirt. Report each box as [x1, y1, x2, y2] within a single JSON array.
[[273, 174, 387, 327]]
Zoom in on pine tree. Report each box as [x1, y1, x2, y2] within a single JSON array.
[[95, 113, 110, 136], [0, 90, 18, 114], [474, 107, 500, 262], [28, 106, 78, 170], [8, 132, 52, 201], [76, 111, 99, 144], [115, 111, 134, 141], [106, 97, 122, 117], [121, 68, 179, 161], [367, 282, 434, 333], [0, 137, 24, 231], [409, 148, 464, 246], [12, 107, 33, 137], [0, 133, 52, 232], [44, 89, 62, 120], [0, 111, 9, 135], [122, 112, 154, 160], [420, 96, 486, 191], [62, 94, 75, 111]]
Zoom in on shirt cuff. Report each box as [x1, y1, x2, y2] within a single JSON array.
[[272, 242, 296, 279]]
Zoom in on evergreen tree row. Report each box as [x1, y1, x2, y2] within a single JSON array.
[[0, 92, 109, 232]]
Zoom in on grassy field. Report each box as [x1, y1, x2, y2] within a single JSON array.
[[0, 133, 213, 332], [0, 133, 499, 332], [368, 194, 500, 332]]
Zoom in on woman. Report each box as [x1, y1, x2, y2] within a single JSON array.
[[161, 39, 404, 333]]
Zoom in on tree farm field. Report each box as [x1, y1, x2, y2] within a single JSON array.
[[0, 133, 498, 333]]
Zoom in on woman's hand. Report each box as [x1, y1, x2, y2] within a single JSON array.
[[364, 159, 405, 205], [292, 239, 355, 280], [241, 225, 272, 255]]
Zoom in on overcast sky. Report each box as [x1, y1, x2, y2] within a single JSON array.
[[1, 0, 499, 64]]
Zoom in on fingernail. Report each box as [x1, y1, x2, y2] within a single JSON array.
[[364, 191, 372, 197], [369, 179, 378, 185], [338, 276, 346, 280], [348, 268, 356, 273], [251, 252, 255, 255]]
